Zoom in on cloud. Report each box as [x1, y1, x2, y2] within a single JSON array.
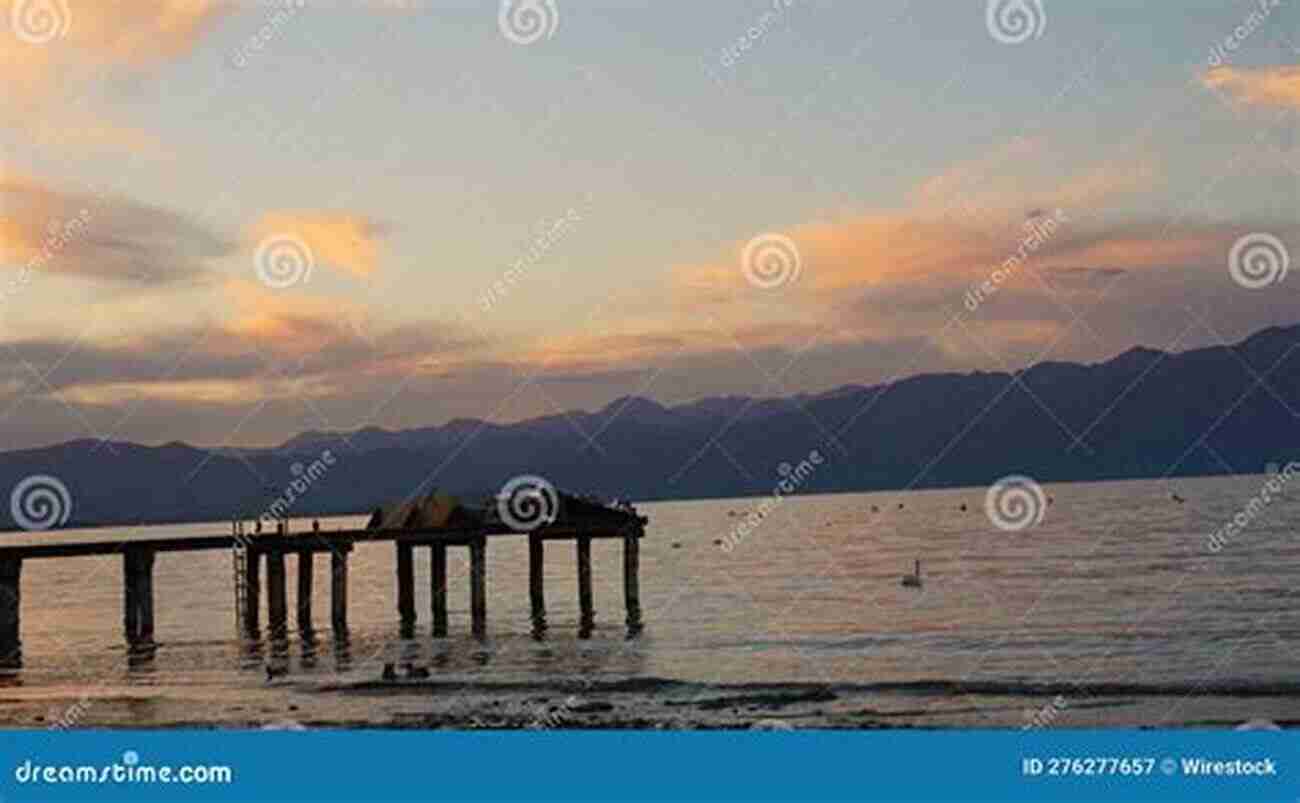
[[1202, 65, 1300, 108], [247, 212, 388, 280], [0, 169, 233, 285]]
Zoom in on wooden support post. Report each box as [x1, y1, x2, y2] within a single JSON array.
[[528, 535, 546, 637], [469, 538, 487, 640], [138, 550, 155, 645], [267, 549, 287, 641], [297, 550, 313, 633], [0, 559, 21, 667], [576, 536, 594, 638], [122, 548, 156, 647], [123, 552, 139, 645], [430, 545, 447, 638], [623, 531, 642, 635], [244, 548, 261, 638], [396, 542, 415, 636], [330, 548, 348, 634]]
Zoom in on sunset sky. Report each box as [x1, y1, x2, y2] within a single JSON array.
[[3, 0, 1300, 449]]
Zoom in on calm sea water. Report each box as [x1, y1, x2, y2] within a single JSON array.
[[3, 475, 1298, 726]]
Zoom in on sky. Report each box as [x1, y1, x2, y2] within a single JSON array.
[[2, 0, 1300, 450]]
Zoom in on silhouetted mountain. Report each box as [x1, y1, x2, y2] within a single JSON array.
[[3, 323, 1299, 529]]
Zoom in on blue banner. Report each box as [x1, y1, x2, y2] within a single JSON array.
[[0, 730, 1293, 801]]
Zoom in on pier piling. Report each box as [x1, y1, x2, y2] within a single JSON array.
[[267, 549, 288, 640], [0, 559, 21, 667], [243, 549, 261, 638], [330, 548, 349, 634], [122, 548, 155, 647], [577, 536, 594, 638], [623, 531, 642, 634], [469, 538, 487, 640], [396, 542, 415, 636], [430, 545, 447, 638], [528, 535, 546, 637], [297, 550, 313, 633]]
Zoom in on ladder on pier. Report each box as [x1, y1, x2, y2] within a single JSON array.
[[232, 520, 248, 634]]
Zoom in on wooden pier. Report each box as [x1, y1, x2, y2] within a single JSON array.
[[0, 500, 646, 667]]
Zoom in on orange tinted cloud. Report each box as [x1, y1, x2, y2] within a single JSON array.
[[1202, 65, 1300, 108], [248, 212, 387, 281]]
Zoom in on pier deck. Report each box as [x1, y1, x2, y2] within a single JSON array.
[[0, 505, 647, 667]]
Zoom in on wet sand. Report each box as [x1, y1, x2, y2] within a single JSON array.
[[2, 675, 1296, 730]]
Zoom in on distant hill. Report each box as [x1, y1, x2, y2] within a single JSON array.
[[2, 323, 1299, 529]]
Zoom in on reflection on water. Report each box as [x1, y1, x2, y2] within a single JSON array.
[[2, 475, 1300, 725]]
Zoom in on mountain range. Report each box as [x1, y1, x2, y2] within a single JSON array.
[[2, 323, 1298, 529]]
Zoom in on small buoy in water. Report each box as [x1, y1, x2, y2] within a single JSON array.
[[671, 542, 683, 549], [897, 503, 904, 510], [712, 538, 722, 546], [871, 505, 879, 513], [959, 504, 968, 512]]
